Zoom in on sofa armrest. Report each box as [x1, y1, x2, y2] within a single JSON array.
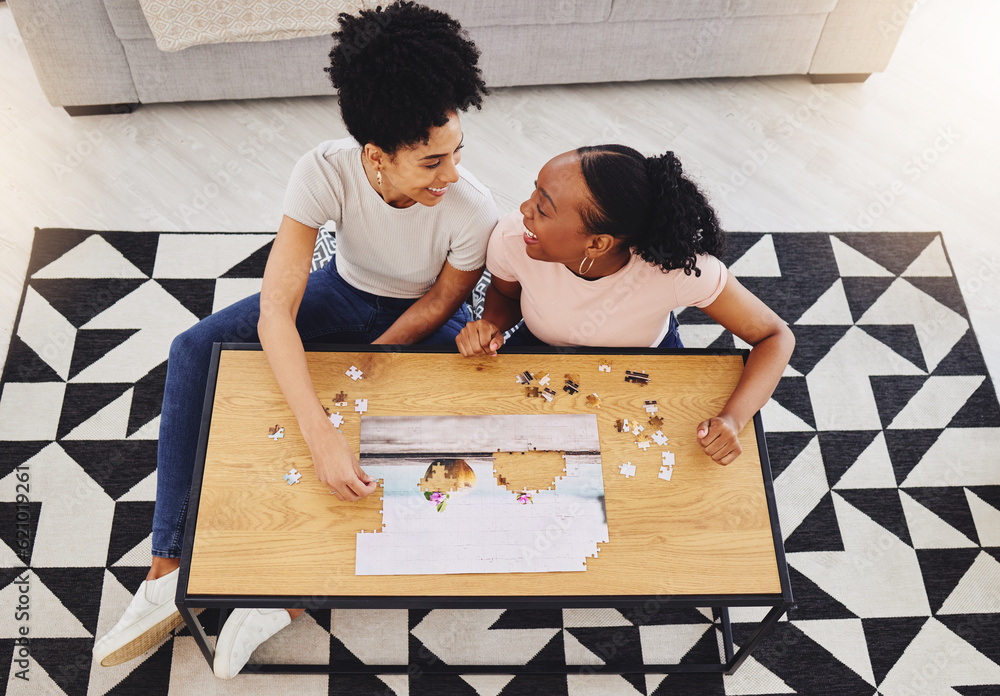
[[809, 0, 914, 77], [8, 0, 138, 108]]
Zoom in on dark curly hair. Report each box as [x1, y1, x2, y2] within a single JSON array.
[[577, 145, 725, 276], [326, 1, 488, 155]]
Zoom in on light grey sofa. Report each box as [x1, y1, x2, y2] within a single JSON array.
[[10, 0, 913, 116]]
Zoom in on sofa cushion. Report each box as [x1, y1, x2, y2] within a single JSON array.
[[607, 0, 837, 23], [103, 0, 614, 43]]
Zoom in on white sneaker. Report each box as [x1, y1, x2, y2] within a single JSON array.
[[93, 568, 183, 667], [213, 608, 292, 679]]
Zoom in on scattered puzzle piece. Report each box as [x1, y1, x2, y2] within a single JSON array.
[[631, 423, 645, 436], [644, 400, 658, 413], [625, 369, 650, 386], [637, 441, 651, 451], [334, 391, 348, 406], [616, 418, 630, 433], [346, 366, 364, 381], [525, 386, 540, 398], [283, 468, 302, 485], [649, 414, 664, 428], [651, 430, 668, 446], [563, 376, 579, 395], [516, 370, 533, 385], [329, 411, 344, 428], [585, 393, 601, 407], [659, 451, 675, 480], [619, 462, 636, 478], [538, 374, 551, 387], [268, 425, 284, 440], [598, 360, 611, 372], [355, 398, 368, 414], [541, 387, 556, 402]]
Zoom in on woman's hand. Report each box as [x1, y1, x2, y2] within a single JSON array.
[[696, 414, 743, 465], [456, 319, 504, 357], [308, 425, 377, 501]]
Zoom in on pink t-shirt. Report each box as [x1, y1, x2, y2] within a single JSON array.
[[487, 211, 728, 347]]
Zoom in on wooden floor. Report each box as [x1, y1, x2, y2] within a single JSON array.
[[1, 1, 998, 391]]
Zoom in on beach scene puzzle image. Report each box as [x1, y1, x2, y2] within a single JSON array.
[[355, 414, 609, 575]]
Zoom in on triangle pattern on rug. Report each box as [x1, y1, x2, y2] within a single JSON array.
[[744, 622, 875, 695], [126, 361, 167, 438], [883, 429, 943, 486], [841, 276, 896, 323], [155, 278, 218, 321], [717, 232, 767, 269], [63, 388, 134, 441], [888, 376, 985, 430], [107, 501, 156, 567], [938, 551, 1000, 615], [0, 334, 63, 384], [67, 329, 139, 382], [905, 275, 970, 318], [965, 488, 1000, 547], [729, 234, 782, 277], [793, 618, 876, 686], [833, 232, 940, 276], [829, 235, 894, 277], [915, 548, 981, 614], [948, 380, 1000, 428], [861, 616, 928, 685], [795, 278, 854, 325], [816, 430, 880, 488], [61, 440, 158, 501], [785, 325, 852, 375], [903, 487, 979, 546], [836, 488, 912, 547], [902, 235, 952, 277], [30, 278, 147, 329], [151, 233, 273, 279], [899, 491, 977, 550], [859, 324, 927, 373], [31, 234, 147, 280], [56, 383, 133, 440], [784, 492, 844, 553], [220, 239, 275, 278]]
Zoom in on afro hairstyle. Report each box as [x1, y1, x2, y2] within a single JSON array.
[[326, 1, 488, 155]]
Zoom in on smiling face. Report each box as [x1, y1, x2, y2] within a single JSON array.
[[518, 151, 596, 265], [364, 111, 465, 208]]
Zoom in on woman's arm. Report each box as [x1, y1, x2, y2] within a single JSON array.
[[258, 215, 377, 500], [455, 276, 523, 357], [372, 262, 484, 345], [697, 270, 795, 465]]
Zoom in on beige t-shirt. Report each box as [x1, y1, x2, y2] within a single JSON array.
[[283, 138, 498, 299], [487, 211, 728, 347]]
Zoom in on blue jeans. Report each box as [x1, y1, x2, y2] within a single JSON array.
[[151, 257, 469, 558], [503, 312, 683, 348]]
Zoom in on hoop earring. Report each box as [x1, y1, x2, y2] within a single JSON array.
[[578, 255, 595, 276], [376, 169, 383, 188]]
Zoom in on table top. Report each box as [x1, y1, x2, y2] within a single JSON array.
[[182, 345, 786, 603]]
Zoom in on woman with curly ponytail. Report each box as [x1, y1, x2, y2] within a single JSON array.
[[95, 2, 497, 679], [457, 145, 794, 467]]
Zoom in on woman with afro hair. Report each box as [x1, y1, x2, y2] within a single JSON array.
[[456, 146, 795, 466], [95, 2, 496, 678]]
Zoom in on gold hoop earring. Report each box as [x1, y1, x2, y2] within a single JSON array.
[[376, 169, 383, 188], [579, 255, 595, 276]]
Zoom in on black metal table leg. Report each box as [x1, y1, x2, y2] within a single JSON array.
[[724, 604, 790, 675], [720, 607, 735, 664], [177, 603, 214, 669]]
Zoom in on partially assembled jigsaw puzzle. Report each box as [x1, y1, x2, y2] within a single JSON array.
[[354, 414, 609, 575]]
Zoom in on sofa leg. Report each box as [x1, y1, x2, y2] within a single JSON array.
[[63, 103, 139, 117], [809, 73, 871, 84]]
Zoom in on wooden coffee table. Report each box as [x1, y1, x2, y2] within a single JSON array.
[[176, 344, 793, 675]]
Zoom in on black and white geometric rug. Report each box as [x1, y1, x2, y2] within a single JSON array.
[[2, 226, 999, 696]]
